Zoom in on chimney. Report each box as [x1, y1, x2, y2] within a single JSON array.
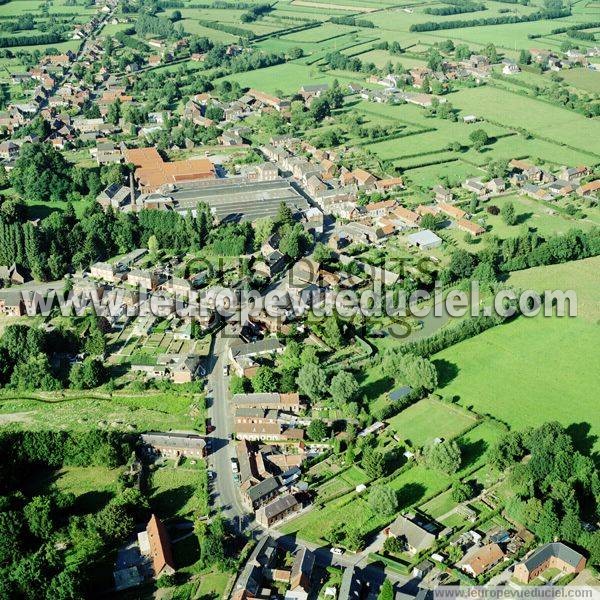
[[129, 171, 135, 204]]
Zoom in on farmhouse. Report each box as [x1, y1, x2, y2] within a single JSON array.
[[460, 543, 504, 577], [437, 203, 466, 220], [0, 291, 25, 316], [141, 514, 176, 579], [256, 493, 301, 527], [140, 431, 206, 459], [513, 543, 586, 584], [242, 475, 281, 510], [285, 546, 315, 600], [457, 219, 485, 237], [385, 514, 438, 555], [232, 392, 304, 414], [433, 185, 453, 203], [577, 180, 600, 198]]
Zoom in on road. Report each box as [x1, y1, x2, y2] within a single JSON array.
[[205, 328, 249, 533]]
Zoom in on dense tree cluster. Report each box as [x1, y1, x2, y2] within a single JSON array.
[[0, 429, 141, 599], [492, 423, 600, 566], [0, 321, 107, 391]]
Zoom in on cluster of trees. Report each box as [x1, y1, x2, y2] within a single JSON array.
[[0, 32, 64, 48], [423, 439, 462, 474], [410, 8, 570, 32], [240, 3, 271, 22], [438, 227, 600, 287], [492, 422, 600, 567], [330, 16, 375, 27], [324, 51, 377, 76], [135, 12, 182, 39], [383, 352, 438, 393], [0, 321, 108, 392], [0, 14, 36, 33], [424, 1, 486, 16], [198, 19, 255, 39], [0, 429, 141, 599]]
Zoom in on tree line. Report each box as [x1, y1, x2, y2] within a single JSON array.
[[410, 8, 570, 32]]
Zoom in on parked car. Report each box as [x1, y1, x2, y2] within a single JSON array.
[[331, 548, 344, 556]]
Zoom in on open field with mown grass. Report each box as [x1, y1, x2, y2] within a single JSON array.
[[25, 465, 121, 512], [451, 86, 600, 157], [150, 461, 207, 518], [387, 396, 477, 447], [433, 270, 600, 451]]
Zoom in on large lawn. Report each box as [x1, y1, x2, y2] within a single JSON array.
[[387, 396, 477, 447], [150, 462, 207, 518], [25, 465, 121, 513], [433, 314, 600, 451], [452, 86, 600, 157]]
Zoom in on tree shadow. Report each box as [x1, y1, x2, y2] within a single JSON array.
[[397, 482, 426, 508], [458, 438, 488, 471], [566, 422, 598, 458], [432, 358, 459, 388], [358, 373, 395, 398], [151, 484, 195, 518], [76, 490, 116, 514], [172, 533, 200, 569], [515, 211, 533, 225]]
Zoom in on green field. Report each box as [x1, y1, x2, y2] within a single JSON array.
[[26, 465, 121, 513], [387, 396, 477, 447], [150, 462, 207, 518], [452, 86, 600, 158], [0, 389, 202, 432], [434, 314, 600, 450], [281, 463, 450, 542]]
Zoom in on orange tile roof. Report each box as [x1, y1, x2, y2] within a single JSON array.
[[392, 206, 419, 224], [366, 199, 395, 213], [464, 543, 504, 576], [438, 202, 466, 220], [578, 179, 600, 193], [376, 177, 404, 190], [457, 218, 485, 235], [146, 514, 175, 577], [353, 168, 376, 184], [124, 147, 215, 191]]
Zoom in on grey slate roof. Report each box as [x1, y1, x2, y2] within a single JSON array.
[[522, 542, 584, 572], [246, 476, 280, 503], [140, 431, 205, 451], [230, 337, 283, 358], [259, 493, 298, 520], [388, 515, 436, 552]]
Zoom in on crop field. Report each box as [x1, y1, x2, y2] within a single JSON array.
[[386, 396, 477, 447]]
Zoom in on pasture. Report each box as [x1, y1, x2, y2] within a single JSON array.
[[451, 86, 600, 157], [433, 314, 600, 451]]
